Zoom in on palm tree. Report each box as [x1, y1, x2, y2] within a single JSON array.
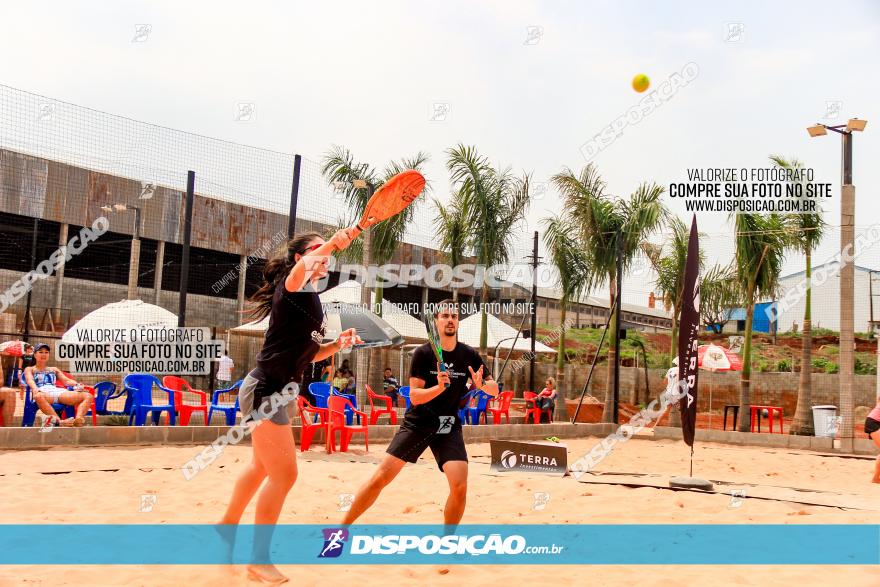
[[321, 146, 429, 400], [732, 212, 789, 432], [446, 144, 531, 356], [552, 163, 667, 422], [542, 214, 592, 420], [433, 193, 470, 303], [771, 155, 825, 436], [643, 217, 706, 365], [700, 263, 741, 334]]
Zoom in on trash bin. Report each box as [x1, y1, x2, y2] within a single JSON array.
[[812, 405, 838, 438]]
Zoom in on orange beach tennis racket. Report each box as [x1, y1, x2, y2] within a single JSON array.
[[335, 170, 426, 248]]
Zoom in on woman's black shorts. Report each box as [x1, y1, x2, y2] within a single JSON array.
[[865, 417, 880, 437]]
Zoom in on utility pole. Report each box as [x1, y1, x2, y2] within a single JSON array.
[[288, 154, 302, 238], [126, 207, 142, 300], [528, 231, 540, 392], [356, 181, 374, 410], [22, 219, 39, 342], [178, 171, 195, 328], [806, 117, 867, 443], [612, 234, 623, 424]]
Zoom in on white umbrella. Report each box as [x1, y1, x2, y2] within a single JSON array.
[[320, 280, 363, 304], [232, 302, 403, 348], [458, 313, 556, 353], [379, 300, 427, 341], [322, 281, 427, 341], [61, 300, 178, 343], [698, 343, 743, 429]]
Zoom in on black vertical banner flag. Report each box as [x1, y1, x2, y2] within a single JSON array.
[[678, 215, 701, 446]]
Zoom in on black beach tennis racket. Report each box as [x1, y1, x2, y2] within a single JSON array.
[[423, 309, 449, 388]]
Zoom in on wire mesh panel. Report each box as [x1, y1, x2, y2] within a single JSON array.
[[2, 83, 871, 438], [0, 85, 309, 411]]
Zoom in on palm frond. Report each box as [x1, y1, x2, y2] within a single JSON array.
[[733, 212, 789, 300], [320, 145, 378, 212], [433, 194, 470, 267], [541, 214, 594, 301], [769, 154, 826, 252], [651, 216, 706, 311], [700, 263, 742, 330]]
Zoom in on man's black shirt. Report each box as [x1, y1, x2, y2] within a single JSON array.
[[404, 341, 486, 430]]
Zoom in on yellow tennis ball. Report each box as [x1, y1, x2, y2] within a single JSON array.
[[632, 74, 650, 93]]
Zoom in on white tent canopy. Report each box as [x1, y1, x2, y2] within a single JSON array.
[[231, 280, 428, 341], [458, 313, 556, 353], [62, 300, 178, 343]]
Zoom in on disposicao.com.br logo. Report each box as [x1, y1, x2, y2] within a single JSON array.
[[318, 528, 349, 558], [318, 528, 563, 558]]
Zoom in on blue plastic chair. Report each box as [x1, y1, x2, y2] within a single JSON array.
[[124, 373, 176, 426], [308, 382, 331, 410], [398, 386, 411, 410], [467, 391, 492, 425], [93, 381, 128, 415], [208, 379, 242, 425], [330, 387, 361, 425], [20, 379, 74, 427], [457, 389, 477, 425]]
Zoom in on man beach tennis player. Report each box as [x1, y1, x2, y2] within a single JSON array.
[[341, 300, 498, 526]]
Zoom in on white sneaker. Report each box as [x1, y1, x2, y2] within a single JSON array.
[[38, 415, 58, 433]]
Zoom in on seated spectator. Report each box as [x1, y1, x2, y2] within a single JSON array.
[[330, 360, 354, 394], [342, 371, 356, 394], [22, 343, 92, 428], [537, 377, 557, 422], [331, 373, 348, 392], [382, 367, 400, 406]]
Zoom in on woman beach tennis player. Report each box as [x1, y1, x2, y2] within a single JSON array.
[[218, 229, 361, 585]]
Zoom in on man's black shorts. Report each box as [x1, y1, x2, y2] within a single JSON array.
[[386, 424, 468, 471]]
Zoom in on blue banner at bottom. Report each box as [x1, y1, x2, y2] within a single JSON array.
[[1, 525, 877, 565]]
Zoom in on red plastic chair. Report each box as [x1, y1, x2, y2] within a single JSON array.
[[485, 390, 514, 424], [81, 386, 99, 427], [61, 371, 98, 426], [523, 391, 543, 424], [297, 396, 328, 452], [162, 376, 208, 426], [367, 384, 397, 425], [327, 395, 368, 453]]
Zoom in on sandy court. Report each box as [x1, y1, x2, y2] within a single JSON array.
[[1, 436, 879, 586]]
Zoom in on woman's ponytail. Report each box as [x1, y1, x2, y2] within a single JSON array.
[[245, 231, 322, 320]]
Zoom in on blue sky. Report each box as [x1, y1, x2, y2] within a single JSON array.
[[2, 0, 878, 305]]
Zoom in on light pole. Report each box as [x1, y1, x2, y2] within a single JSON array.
[[101, 203, 142, 300], [806, 117, 867, 442], [493, 336, 518, 381]]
